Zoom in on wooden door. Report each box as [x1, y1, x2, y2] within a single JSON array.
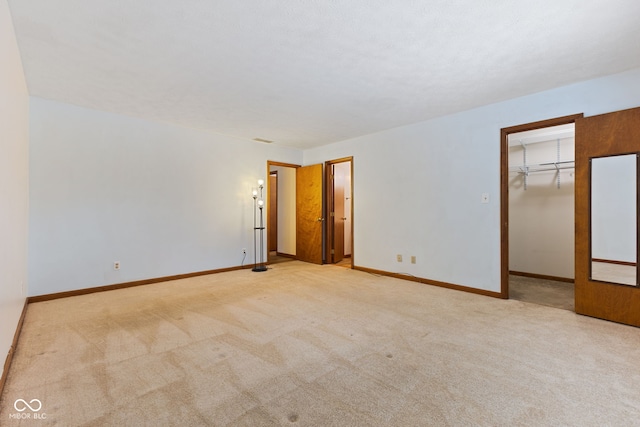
[[296, 164, 324, 264], [268, 173, 278, 252], [575, 107, 640, 326], [332, 165, 345, 263]]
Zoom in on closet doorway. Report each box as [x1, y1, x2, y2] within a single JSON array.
[[501, 114, 582, 310]]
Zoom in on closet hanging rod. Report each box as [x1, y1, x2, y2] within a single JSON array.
[[539, 160, 574, 166], [511, 163, 575, 174]]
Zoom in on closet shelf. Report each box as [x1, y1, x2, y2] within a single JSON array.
[[511, 136, 574, 190]]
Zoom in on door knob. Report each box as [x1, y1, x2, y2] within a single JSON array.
[[341, 217, 347, 220], [317, 217, 324, 221]]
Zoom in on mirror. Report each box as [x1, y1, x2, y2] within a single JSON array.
[[590, 154, 638, 286]]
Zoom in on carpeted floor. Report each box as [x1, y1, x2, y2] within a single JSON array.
[[509, 275, 575, 311], [2, 261, 639, 426], [334, 257, 352, 268], [268, 253, 295, 265]]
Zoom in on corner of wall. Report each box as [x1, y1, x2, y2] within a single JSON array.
[[0, 0, 30, 385]]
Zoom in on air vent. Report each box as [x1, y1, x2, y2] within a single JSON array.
[[253, 138, 274, 144]]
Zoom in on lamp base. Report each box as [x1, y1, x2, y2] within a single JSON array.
[[251, 265, 268, 272]]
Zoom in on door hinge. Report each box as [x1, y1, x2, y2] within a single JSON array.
[[331, 249, 335, 254], [330, 212, 334, 217]]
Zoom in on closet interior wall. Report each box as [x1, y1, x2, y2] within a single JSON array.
[[508, 125, 576, 280]]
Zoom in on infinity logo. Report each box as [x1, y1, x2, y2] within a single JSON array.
[[14, 399, 42, 412]]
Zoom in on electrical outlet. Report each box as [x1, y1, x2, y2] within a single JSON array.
[[114, 261, 120, 270], [411, 256, 416, 264], [481, 193, 490, 204], [396, 254, 402, 262]]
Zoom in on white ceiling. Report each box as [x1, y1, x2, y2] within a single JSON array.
[[7, 0, 640, 149]]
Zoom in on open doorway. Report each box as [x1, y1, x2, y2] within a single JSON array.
[[266, 158, 353, 267], [325, 157, 354, 268], [501, 114, 582, 310], [267, 161, 299, 264]]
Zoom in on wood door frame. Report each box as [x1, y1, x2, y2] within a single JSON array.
[[266, 161, 300, 261], [500, 114, 583, 299], [325, 157, 354, 268], [268, 171, 278, 253]]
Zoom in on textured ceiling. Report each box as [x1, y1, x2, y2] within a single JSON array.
[[7, 0, 640, 149]]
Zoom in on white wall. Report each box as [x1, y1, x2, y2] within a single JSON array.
[[22, 65, 640, 299], [270, 166, 296, 255], [508, 137, 575, 279], [0, 0, 29, 378], [304, 68, 640, 293], [28, 98, 302, 296]]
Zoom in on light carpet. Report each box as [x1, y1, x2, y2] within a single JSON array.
[[1, 261, 639, 426], [509, 275, 575, 311]]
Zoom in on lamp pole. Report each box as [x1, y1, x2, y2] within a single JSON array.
[[252, 180, 267, 272], [252, 189, 258, 270]]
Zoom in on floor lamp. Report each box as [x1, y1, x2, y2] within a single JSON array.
[[252, 179, 267, 272]]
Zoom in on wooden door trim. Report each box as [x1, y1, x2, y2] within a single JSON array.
[[268, 171, 278, 253], [267, 161, 301, 169], [500, 113, 583, 299], [325, 157, 354, 268], [325, 164, 334, 263]]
